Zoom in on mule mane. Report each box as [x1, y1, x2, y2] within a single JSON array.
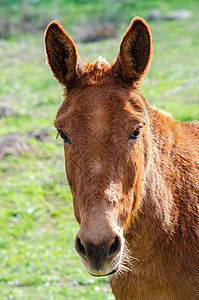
[[76, 56, 113, 85], [95, 56, 109, 69]]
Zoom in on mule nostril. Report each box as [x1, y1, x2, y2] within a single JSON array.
[[109, 236, 121, 257], [75, 237, 86, 257]]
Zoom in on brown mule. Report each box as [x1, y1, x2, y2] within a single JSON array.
[[45, 17, 199, 300]]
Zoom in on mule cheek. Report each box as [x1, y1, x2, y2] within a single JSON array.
[[72, 196, 81, 224], [64, 150, 81, 223], [116, 198, 132, 229], [116, 160, 140, 230]]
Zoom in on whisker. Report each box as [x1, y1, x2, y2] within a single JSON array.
[[116, 240, 139, 275]]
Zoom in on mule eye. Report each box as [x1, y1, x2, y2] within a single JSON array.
[[58, 130, 70, 144], [128, 129, 140, 140]]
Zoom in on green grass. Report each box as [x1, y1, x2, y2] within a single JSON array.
[[0, 0, 199, 299]]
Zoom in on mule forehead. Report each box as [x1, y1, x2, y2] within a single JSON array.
[[55, 83, 146, 189], [55, 76, 147, 133]]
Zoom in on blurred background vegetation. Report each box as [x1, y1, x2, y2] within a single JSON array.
[[0, 0, 199, 299]]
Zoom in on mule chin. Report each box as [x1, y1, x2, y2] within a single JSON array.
[[88, 265, 119, 277], [80, 256, 121, 277]]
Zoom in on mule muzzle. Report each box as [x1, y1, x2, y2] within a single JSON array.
[[75, 233, 123, 276]]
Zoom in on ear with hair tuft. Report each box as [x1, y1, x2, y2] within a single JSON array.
[[44, 21, 84, 87], [113, 17, 152, 84]]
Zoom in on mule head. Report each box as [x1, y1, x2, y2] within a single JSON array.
[[45, 17, 152, 276]]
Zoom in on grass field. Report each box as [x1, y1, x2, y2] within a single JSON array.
[[0, 0, 199, 299]]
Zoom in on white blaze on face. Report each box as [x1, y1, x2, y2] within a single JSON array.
[[95, 164, 101, 171], [104, 181, 120, 204]]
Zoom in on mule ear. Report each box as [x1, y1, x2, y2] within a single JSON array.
[[45, 21, 84, 87], [113, 17, 152, 83]]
